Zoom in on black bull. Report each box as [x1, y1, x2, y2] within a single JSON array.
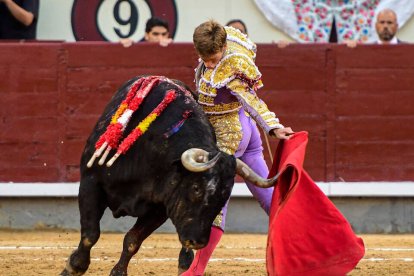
[[61, 76, 278, 276]]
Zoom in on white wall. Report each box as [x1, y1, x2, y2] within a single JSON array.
[[173, 0, 294, 43], [397, 16, 414, 42], [37, 0, 414, 43], [37, 0, 75, 41]]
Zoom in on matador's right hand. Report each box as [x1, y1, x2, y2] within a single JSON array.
[[272, 127, 294, 140]]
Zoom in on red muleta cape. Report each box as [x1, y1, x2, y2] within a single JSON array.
[[266, 131, 365, 276]]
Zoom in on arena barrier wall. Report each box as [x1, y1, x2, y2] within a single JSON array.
[[0, 42, 413, 232]]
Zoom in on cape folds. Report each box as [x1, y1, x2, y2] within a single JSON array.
[[267, 131, 365, 275]]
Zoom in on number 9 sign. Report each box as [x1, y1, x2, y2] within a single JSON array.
[[71, 0, 177, 41]]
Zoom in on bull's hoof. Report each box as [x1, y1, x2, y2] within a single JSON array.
[[109, 270, 127, 276], [61, 249, 90, 276], [60, 267, 83, 276], [109, 265, 128, 276]]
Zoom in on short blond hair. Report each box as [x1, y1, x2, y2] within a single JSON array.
[[193, 20, 227, 58]]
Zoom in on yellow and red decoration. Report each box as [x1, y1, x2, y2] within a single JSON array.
[[87, 76, 178, 168]]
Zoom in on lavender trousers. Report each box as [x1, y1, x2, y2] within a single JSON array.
[[218, 109, 274, 230]]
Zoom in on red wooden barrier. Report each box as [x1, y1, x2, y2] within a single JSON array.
[[0, 42, 413, 182]]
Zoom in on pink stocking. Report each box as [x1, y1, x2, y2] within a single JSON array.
[[181, 226, 224, 276]]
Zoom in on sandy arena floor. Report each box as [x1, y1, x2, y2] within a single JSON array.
[[0, 230, 413, 275]]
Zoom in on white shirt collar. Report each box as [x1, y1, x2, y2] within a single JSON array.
[[378, 36, 398, 45]]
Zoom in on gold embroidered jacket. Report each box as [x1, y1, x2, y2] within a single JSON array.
[[195, 26, 284, 154]]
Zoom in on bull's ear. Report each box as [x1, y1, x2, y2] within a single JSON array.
[[167, 159, 187, 177], [170, 158, 183, 169], [171, 158, 181, 165]]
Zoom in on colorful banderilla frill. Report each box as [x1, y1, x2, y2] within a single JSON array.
[[163, 110, 193, 138], [87, 76, 177, 167]]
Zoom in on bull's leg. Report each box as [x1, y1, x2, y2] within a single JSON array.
[[61, 177, 107, 276], [110, 209, 168, 276], [178, 247, 194, 275]]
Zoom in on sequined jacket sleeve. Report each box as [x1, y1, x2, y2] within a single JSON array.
[[227, 79, 284, 133]]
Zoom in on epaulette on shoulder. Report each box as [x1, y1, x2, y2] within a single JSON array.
[[209, 53, 261, 89], [224, 26, 257, 59]]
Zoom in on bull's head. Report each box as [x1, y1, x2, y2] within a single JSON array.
[[168, 148, 278, 250]]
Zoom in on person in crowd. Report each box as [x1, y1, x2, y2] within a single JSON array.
[[0, 0, 39, 39], [181, 19, 294, 276], [375, 8, 401, 44], [345, 8, 403, 47], [226, 18, 292, 48], [120, 17, 172, 47], [226, 19, 248, 35]]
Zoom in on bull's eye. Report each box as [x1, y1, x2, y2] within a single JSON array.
[[193, 185, 202, 196], [193, 185, 199, 193]]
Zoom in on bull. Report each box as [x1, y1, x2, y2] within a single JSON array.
[[61, 76, 278, 276]]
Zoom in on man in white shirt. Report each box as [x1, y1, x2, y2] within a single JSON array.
[[376, 9, 401, 44], [345, 8, 403, 47]]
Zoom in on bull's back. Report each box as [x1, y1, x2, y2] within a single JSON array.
[[80, 76, 217, 187]]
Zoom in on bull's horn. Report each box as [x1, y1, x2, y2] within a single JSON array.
[[236, 158, 280, 188], [181, 148, 220, 172]]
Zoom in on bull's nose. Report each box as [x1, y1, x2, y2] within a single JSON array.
[[184, 239, 196, 248], [183, 239, 206, 250]]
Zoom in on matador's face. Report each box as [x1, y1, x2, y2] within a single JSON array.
[[200, 45, 227, 69]]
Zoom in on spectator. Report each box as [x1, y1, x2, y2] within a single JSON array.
[[226, 19, 247, 35], [345, 8, 403, 47], [0, 0, 39, 39], [120, 17, 172, 47], [226, 19, 290, 49], [375, 8, 401, 44]]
